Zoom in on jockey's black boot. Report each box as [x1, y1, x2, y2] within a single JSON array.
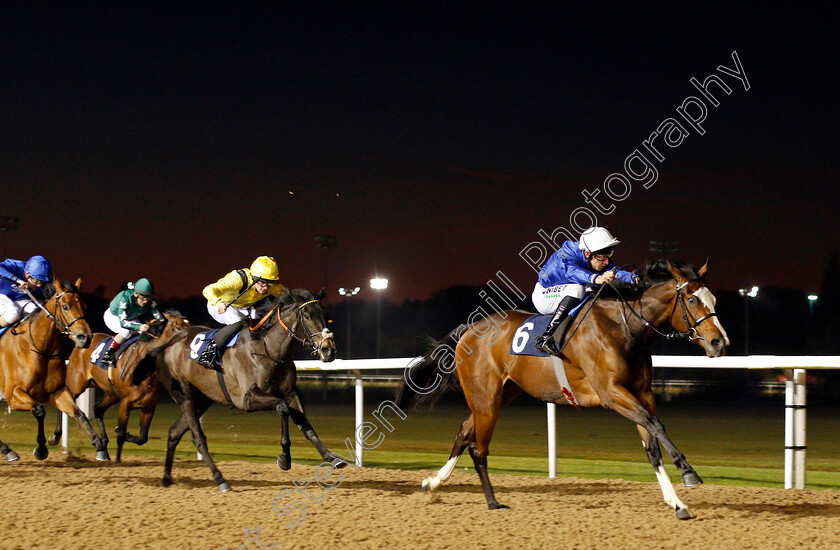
[[534, 296, 581, 357], [197, 321, 245, 370]]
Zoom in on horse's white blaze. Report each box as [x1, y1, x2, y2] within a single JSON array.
[[654, 463, 688, 511], [422, 456, 459, 491], [694, 287, 730, 345]]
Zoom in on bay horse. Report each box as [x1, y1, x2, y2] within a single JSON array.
[[51, 310, 191, 462], [138, 288, 344, 491], [396, 260, 729, 520], [0, 278, 109, 461]]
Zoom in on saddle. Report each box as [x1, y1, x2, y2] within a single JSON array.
[[89, 334, 141, 369]]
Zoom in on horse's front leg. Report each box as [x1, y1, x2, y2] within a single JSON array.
[[114, 398, 132, 463], [637, 424, 691, 520], [51, 388, 111, 461], [0, 438, 19, 462], [94, 393, 119, 456], [283, 391, 345, 470], [601, 382, 697, 520], [31, 404, 49, 460], [242, 385, 292, 470]]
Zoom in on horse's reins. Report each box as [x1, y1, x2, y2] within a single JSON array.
[[9, 284, 87, 357], [611, 279, 719, 342], [554, 283, 607, 356], [20, 285, 87, 336], [250, 299, 333, 357]]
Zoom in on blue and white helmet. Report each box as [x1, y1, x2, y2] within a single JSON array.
[[578, 227, 620, 254], [25, 255, 52, 282]]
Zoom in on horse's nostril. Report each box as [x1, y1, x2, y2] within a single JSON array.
[[711, 339, 723, 348]]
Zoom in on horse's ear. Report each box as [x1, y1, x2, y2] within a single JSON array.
[[697, 258, 709, 281], [667, 261, 687, 284], [315, 287, 326, 301], [74, 278, 83, 291]]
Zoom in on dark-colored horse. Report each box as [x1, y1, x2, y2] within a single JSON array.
[[51, 310, 191, 461], [138, 288, 343, 491], [0, 279, 108, 461], [396, 260, 729, 519]]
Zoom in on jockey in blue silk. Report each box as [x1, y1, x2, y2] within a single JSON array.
[[532, 227, 638, 356], [0, 255, 52, 328]]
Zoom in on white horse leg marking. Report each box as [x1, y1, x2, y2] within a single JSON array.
[[422, 456, 459, 491], [653, 462, 688, 512]]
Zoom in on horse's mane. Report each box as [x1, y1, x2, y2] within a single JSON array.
[[597, 259, 697, 300], [251, 288, 318, 337], [636, 259, 697, 287]]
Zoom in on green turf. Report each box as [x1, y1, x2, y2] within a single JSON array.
[[3, 399, 840, 489]]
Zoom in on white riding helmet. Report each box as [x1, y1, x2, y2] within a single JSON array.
[[579, 227, 621, 253]]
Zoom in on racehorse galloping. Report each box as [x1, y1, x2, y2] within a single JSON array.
[[141, 288, 343, 491], [0, 279, 109, 461], [54, 310, 191, 462], [396, 260, 729, 520]]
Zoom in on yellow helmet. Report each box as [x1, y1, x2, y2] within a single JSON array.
[[250, 256, 280, 282]]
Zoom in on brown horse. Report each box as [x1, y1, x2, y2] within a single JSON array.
[[51, 310, 191, 461], [0, 278, 108, 461], [138, 288, 343, 492], [396, 260, 729, 520]]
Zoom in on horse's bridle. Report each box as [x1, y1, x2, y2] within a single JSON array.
[[613, 279, 718, 342], [20, 285, 87, 337], [673, 280, 719, 342], [251, 299, 333, 357]]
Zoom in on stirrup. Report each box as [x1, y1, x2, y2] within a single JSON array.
[[197, 343, 218, 369], [102, 350, 117, 366], [535, 336, 560, 357]]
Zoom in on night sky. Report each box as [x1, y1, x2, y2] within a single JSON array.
[[1, 4, 837, 303]]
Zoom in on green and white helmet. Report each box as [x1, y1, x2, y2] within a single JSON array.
[[132, 278, 155, 296]]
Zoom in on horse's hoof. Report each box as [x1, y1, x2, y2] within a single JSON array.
[[329, 456, 349, 469], [33, 447, 48, 461], [6, 451, 20, 462], [162, 476, 174, 487], [277, 455, 291, 471], [422, 477, 441, 492], [682, 471, 703, 487], [488, 502, 510, 510], [48, 435, 59, 446], [675, 507, 692, 520], [95, 451, 111, 462], [218, 482, 231, 493]]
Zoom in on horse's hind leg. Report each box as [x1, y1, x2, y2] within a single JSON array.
[[423, 414, 474, 491], [469, 410, 509, 510], [48, 409, 62, 446]]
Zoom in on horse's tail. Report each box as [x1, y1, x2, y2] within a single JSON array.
[[395, 324, 467, 411]]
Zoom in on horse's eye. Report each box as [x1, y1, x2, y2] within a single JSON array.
[[304, 314, 311, 321], [62, 304, 70, 311], [688, 297, 697, 305]]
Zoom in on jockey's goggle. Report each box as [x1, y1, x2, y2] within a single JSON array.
[[253, 277, 276, 285], [590, 248, 615, 261]]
